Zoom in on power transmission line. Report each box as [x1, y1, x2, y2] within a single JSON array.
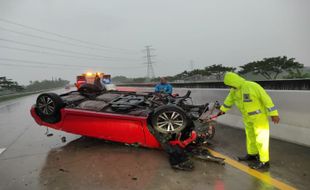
[[0, 38, 140, 61], [0, 45, 138, 61], [0, 62, 145, 71], [144, 45, 155, 79], [0, 26, 139, 55], [0, 58, 101, 68], [0, 18, 138, 53], [0, 62, 145, 72], [0, 62, 76, 70], [0, 58, 145, 69]]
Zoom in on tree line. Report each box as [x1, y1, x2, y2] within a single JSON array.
[[0, 77, 69, 94], [112, 56, 309, 83], [27, 78, 69, 91], [239, 56, 309, 79], [0, 77, 24, 92]]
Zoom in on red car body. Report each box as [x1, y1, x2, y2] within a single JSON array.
[[31, 106, 162, 148]]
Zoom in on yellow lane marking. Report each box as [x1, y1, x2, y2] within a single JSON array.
[[208, 149, 297, 190]]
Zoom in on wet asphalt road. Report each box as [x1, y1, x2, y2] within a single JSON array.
[[0, 89, 309, 190]]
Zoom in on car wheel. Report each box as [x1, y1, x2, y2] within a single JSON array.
[[36, 93, 64, 123], [78, 83, 102, 94], [151, 105, 188, 134]]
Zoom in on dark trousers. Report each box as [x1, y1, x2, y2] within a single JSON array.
[[154, 132, 189, 165]]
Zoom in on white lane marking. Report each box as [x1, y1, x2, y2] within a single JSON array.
[[0, 148, 6, 155]]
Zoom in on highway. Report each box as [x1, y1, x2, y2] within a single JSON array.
[[0, 88, 309, 190]]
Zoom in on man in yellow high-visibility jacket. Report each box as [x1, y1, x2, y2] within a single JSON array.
[[220, 72, 280, 170]]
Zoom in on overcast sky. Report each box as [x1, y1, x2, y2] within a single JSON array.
[[0, 0, 309, 85]]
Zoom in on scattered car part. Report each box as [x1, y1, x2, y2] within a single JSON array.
[[187, 147, 225, 165], [44, 128, 53, 137]]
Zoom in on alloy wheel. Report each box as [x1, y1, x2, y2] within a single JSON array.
[[37, 96, 55, 115], [156, 111, 184, 132]]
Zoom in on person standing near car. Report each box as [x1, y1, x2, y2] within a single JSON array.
[[155, 77, 173, 94], [94, 73, 103, 90], [219, 72, 280, 170]]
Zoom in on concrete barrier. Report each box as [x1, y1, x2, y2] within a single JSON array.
[[118, 78, 310, 90], [124, 87, 310, 147]]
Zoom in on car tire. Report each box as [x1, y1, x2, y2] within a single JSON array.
[[78, 83, 102, 94], [35, 93, 64, 123], [151, 105, 188, 134]]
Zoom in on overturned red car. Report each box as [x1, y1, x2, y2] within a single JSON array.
[[30, 85, 224, 170]]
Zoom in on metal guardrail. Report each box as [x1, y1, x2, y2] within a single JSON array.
[[118, 79, 310, 90], [0, 87, 64, 102], [0, 90, 44, 98]]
